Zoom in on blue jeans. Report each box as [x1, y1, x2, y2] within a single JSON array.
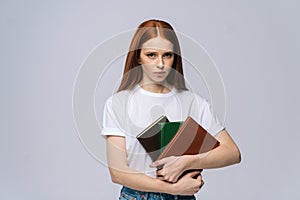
[[119, 186, 196, 200]]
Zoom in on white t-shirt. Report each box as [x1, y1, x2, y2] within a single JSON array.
[[101, 84, 224, 178]]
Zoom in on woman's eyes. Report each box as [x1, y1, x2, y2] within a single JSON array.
[[164, 53, 173, 58], [146, 53, 173, 58], [147, 53, 156, 58]]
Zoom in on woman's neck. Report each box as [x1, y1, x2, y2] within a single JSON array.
[[139, 82, 173, 94]]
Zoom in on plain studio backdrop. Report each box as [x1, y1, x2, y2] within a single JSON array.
[[1, 0, 299, 199]]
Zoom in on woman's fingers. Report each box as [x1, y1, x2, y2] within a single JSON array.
[[158, 169, 201, 182], [186, 170, 201, 178], [196, 175, 204, 188], [150, 156, 177, 168], [196, 174, 202, 182], [173, 171, 204, 195]]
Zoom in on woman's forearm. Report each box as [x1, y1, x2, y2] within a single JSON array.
[[185, 129, 241, 170], [186, 144, 241, 170], [109, 167, 175, 194], [107, 136, 176, 194], [106, 136, 204, 195]]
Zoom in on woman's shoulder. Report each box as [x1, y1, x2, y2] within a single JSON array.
[[109, 89, 130, 98], [104, 89, 133, 106]]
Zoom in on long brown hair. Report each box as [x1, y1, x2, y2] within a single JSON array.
[[117, 19, 188, 92]]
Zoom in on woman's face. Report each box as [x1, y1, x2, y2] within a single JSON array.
[[139, 37, 174, 85]]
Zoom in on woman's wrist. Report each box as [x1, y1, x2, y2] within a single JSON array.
[[183, 154, 202, 170], [157, 178, 177, 195]]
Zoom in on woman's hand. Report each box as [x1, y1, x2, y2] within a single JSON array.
[[150, 155, 192, 183], [171, 171, 204, 195]]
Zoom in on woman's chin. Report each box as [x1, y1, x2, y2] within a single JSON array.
[[152, 76, 168, 82], [152, 78, 168, 84]]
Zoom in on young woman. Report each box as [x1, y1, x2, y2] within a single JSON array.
[[101, 19, 241, 199]]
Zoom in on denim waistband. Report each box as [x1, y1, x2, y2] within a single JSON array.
[[119, 186, 196, 200]]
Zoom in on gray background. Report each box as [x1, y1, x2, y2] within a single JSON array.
[[1, 0, 299, 199]]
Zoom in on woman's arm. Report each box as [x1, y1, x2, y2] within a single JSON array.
[[151, 129, 241, 182], [106, 136, 203, 195], [188, 129, 241, 169]]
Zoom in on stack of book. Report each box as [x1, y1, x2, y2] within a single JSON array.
[[136, 115, 220, 162]]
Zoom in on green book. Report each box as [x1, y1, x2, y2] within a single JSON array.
[[158, 121, 183, 152]]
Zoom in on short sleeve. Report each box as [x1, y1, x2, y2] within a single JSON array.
[[193, 95, 225, 135], [100, 97, 126, 137]]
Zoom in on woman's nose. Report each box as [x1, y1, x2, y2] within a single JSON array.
[[157, 56, 164, 68]]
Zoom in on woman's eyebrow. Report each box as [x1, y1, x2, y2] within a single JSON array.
[[163, 51, 174, 54], [143, 49, 173, 53], [143, 49, 157, 52]]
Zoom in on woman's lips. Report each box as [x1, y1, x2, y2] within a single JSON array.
[[153, 71, 166, 75]]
